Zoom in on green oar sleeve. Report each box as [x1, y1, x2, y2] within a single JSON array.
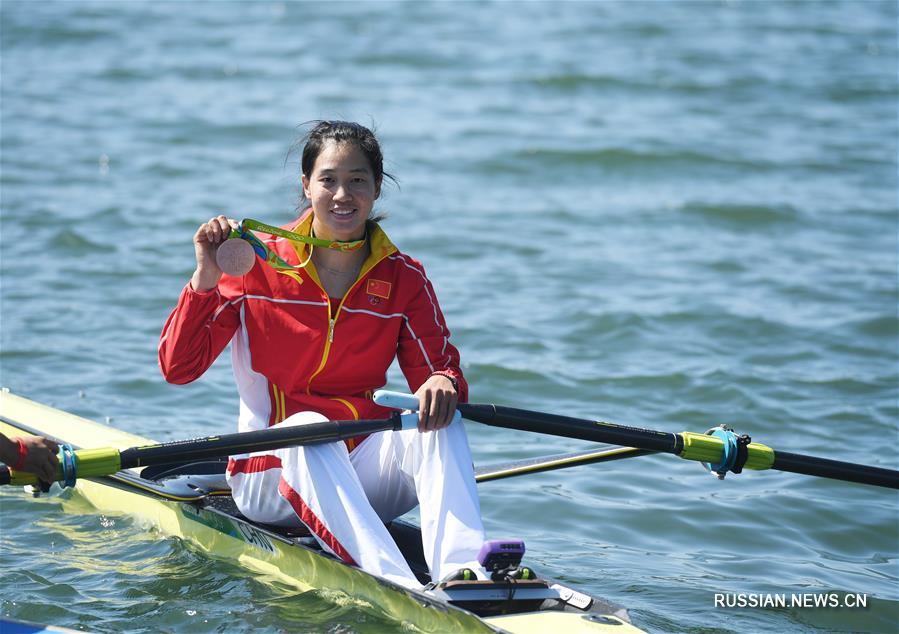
[[678, 432, 775, 471], [4, 447, 121, 486]]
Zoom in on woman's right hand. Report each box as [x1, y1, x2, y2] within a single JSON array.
[[191, 215, 238, 292]]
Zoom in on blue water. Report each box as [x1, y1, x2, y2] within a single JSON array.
[[1, 1, 897, 632]]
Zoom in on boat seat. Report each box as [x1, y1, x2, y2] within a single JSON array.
[[134, 461, 314, 540]]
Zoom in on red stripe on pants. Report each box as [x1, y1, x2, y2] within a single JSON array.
[[277, 477, 357, 566]]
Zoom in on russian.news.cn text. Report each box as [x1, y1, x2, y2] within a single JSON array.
[[714, 593, 868, 609]]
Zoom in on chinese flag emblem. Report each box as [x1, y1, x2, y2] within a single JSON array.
[[366, 279, 392, 300]]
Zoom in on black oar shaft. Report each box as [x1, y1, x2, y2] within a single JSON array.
[[119, 416, 401, 469], [459, 403, 681, 453], [772, 451, 899, 489], [458, 403, 899, 490], [0, 415, 404, 486]]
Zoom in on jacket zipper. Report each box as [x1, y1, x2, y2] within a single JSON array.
[[305, 252, 393, 394]]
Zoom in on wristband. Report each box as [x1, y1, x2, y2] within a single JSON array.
[[428, 371, 459, 392], [12, 438, 28, 471]]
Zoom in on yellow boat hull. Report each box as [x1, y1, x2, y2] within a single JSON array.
[[0, 389, 644, 633]]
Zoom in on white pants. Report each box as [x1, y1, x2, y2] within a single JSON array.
[[226, 411, 487, 589]]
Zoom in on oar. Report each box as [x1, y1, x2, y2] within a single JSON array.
[[475, 446, 654, 483], [0, 412, 419, 487], [374, 391, 899, 490]]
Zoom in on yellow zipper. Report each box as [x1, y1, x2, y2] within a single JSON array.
[[305, 250, 393, 395]]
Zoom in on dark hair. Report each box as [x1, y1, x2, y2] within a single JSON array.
[[295, 120, 397, 221]]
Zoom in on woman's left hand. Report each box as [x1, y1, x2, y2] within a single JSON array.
[[414, 374, 458, 432]]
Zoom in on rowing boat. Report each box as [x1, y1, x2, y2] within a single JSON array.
[[0, 389, 645, 633]]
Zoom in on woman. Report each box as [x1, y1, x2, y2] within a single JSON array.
[[159, 121, 486, 589]]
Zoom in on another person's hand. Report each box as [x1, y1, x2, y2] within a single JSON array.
[[0, 435, 60, 483], [414, 374, 458, 432], [191, 215, 239, 292]]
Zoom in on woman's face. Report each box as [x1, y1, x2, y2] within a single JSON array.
[[302, 141, 380, 242]]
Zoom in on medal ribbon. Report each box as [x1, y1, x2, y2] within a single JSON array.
[[227, 218, 366, 283], [239, 219, 366, 252]]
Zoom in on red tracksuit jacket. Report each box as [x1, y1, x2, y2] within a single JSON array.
[[159, 211, 468, 448]]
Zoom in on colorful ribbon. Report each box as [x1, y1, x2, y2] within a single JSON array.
[[227, 218, 366, 283]]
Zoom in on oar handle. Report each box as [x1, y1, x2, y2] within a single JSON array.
[[372, 391, 463, 426], [374, 391, 420, 411]]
